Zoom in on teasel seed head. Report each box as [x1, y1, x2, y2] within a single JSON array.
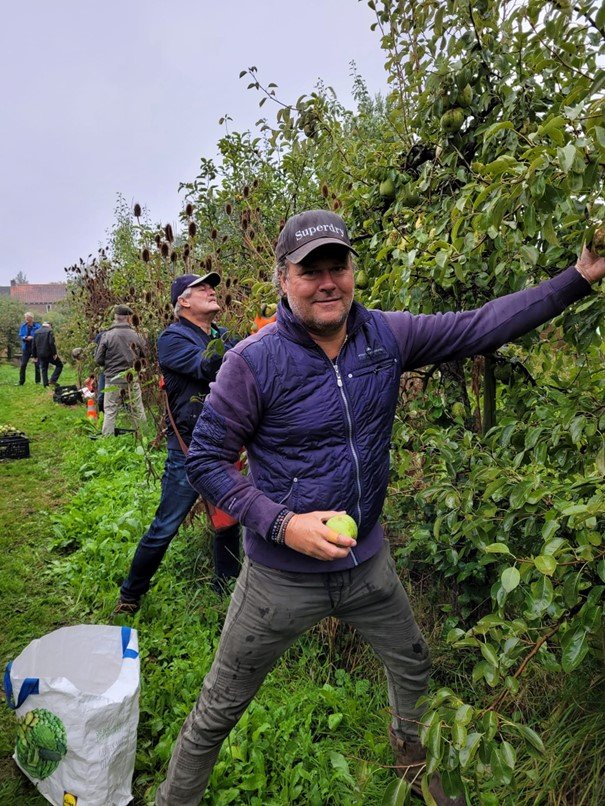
[[225, 294, 232, 307], [161, 242, 169, 258], [185, 202, 194, 216], [134, 203, 142, 218], [165, 223, 174, 242], [211, 228, 217, 240], [321, 183, 329, 198], [225, 202, 232, 215], [131, 314, 140, 327], [205, 256, 212, 270], [225, 277, 231, 288], [142, 248, 150, 263], [243, 185, 250, 197], [155, 233, 161, 246], [188, 221, 197, 237], [170, 250, 177, 263], [145, 291, 152, 303]]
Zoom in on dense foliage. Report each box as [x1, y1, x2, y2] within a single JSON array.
[[54, 1, 605, 802]]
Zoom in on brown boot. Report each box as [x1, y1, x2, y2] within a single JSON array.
[[388, 727, 466, 805]]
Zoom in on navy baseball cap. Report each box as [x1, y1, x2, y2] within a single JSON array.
[[276, 210, 357, 264], [170, 272, 221, 305]]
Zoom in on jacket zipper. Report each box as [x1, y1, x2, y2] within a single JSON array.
[[332, 342, 360, 567]]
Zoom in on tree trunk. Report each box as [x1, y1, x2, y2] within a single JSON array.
[[483, 354, 497, 435]]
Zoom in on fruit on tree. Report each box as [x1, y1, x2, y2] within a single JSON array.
[[589, 224, 605, 256], [326, 514, 358, 540], [440, 108, 465, 133], [379, 178, 396, 200], [356, 270, 369, 289], [456, 84, 473, 108]]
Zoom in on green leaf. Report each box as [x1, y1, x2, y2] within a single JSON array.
[[452, 722, 467, 750], [534, 555, 557, 576], [557, 142, 576, 174], [501, 740, 516, 770], [516, 724, 545, 754], [459, 732, 483, 768], [484, 542, 512, 554], [561, 625, 589, 673], [483, 120, 515, 141], [381, 777, 411, 806], [501, 566, 520, 592], [327, 713, 343, 730], [541, 520, 560, 541], [421, 775, 438, 806], [454, 704, 474, 726], [480, 643, 499, 668], [427, 720, 443, 762]]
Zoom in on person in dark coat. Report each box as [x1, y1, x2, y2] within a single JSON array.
[[113, 273, 241, 615], [155, 210, 605, 806], [18, 312, 41, 385], [32, 322, 63, 387]]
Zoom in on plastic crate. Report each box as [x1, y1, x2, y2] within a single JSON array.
[[0, 435, 30, 460]]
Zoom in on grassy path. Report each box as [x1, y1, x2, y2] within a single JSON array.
[[0, 363, 87, 803]]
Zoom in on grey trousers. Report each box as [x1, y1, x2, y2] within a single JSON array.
[[101, 377, 146, 436], [155, 540, 431, 805]]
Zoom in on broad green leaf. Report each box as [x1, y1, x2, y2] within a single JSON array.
[[501, 740, 516, 770], [557, 142, 576, 173], [561, 626, 589, 673], [452, 722, 467, 750], [454, 704, 474, 726], [501, 566, 520, 592], [420, 774, 438, 806], [427, 720, 443, 761], [491, 745, 513, 786], [381, 777, 411, 806], [480, 643, 499, 668], [328, 713, 343, 730], [534, 555, 557, 576], [459, 732, 483, 768], [516, 724, 545, 754], [484, 542, 512, 554]]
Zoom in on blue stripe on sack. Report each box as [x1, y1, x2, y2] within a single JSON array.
[[121, 626, 139, 659], [4, 662, 39, 709]]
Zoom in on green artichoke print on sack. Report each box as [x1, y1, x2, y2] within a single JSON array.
[[16, 708, 68, 779]]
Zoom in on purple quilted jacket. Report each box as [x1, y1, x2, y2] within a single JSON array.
[[186, 266, 589, 573]]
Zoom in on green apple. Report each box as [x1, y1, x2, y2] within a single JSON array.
[[326, 514, 358, 541]]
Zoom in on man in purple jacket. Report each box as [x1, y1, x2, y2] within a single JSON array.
[[155, 210, 604, 806]]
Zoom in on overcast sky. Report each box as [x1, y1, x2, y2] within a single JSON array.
[[1, 1, 388, 286]]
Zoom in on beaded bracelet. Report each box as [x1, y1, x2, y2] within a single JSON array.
[[270, 508, 294, 545]]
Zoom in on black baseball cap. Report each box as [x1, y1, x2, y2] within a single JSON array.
[[276, 210, 357, 264], [170, 272, 221, 305]]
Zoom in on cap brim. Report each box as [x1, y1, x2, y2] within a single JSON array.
[[284, 237, 358, 264], [188, 272, 221, 289]]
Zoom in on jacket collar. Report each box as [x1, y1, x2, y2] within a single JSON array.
[[176, 316, 222, 339], [276, 298, 372, 347]]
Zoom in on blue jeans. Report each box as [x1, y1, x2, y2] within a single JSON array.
[[121, 449, 240, 601]]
